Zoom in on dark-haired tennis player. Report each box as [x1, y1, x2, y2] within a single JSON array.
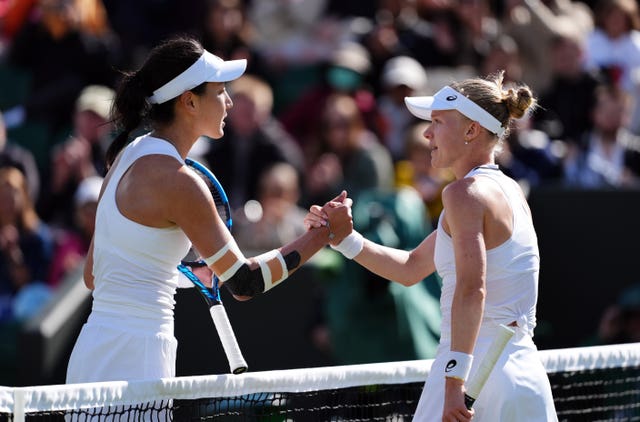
[[66, 35, 353, 384], [307, 72, 557, 421]]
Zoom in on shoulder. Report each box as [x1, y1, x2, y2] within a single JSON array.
[[442, 176, 482, 202], [442, 175, 501, 211], [129, 155, 206, 200]]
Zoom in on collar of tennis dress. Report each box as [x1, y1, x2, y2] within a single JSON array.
[[404, 86, 505, 137], [147, 51, 247, 104]]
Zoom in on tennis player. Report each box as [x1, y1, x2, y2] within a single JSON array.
[[307, 72, 558, 421], [65, 35, 352, 384]]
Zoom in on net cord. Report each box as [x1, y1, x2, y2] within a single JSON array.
[[2, 342, 640, 417]]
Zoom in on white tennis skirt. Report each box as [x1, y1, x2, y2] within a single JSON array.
[[412, 330, 558, 421], [66, 311, 177, 384]]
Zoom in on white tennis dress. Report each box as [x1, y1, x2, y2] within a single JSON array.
[[412, 166, 557, 421], [66, 136, 191, 383]]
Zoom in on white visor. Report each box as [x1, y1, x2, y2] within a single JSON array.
[[404, 86, 505, 137], [147, 51, 247, 104]]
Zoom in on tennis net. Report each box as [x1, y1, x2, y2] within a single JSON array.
[[1, 342, 638, 421]]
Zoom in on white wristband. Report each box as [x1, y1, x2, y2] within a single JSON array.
[[444, 351, 473, 382], [330, 231, 364, 259]]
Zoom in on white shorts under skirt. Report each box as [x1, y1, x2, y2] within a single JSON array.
[[66, 312, 177, 384], [412, 331, 558, 421]]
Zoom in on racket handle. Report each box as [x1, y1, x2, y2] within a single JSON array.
[[210, 305, 248, 374], [464, 394, 476, 410], [464, 324, 515, 409]]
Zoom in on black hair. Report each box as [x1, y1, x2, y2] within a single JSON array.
[[106, 35, 207, 168]]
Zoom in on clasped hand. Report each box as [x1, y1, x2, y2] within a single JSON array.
[[303, 190, 354, 246]]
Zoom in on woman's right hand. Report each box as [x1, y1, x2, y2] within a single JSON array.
[[303, 191, 353, 229], [303, 191, 354, 245], [303, 204, 328, 230]]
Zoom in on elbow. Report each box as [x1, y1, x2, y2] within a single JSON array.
[[83, 268, 94, 290], [462, 285, 486, 303], [83, 276, 94, 291], [397, 274, 423, 287]]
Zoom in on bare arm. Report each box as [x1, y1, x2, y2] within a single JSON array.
[[444, 181, 486, 354], [307, 200, 438, 286], [351, 232, 437, 286], [440, 180, 487, 421], [83, 237, 95, 290], [169, 169, 351, 299]]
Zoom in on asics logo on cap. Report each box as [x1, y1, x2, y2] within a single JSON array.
[[446, 95, 457, 101], [445, 359, 457, 372]]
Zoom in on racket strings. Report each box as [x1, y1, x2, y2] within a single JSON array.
[[188, 165, 231, 224]]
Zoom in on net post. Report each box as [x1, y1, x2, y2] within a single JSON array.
[[13, 388, 25, 422]]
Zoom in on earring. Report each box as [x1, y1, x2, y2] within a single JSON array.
[[464, 141, 469, 145]]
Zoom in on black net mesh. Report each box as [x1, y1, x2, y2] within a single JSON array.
[[4, 344, 640, 422]]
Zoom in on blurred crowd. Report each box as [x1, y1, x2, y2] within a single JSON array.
[[1, 0, 640, 360]]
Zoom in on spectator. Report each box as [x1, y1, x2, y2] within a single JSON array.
[[564, 83, 640, 188], [47, 175, 102, 288], [451, 0, 503, 69], [247, 0, 335, 69], [304, 93, 394, 207], [533, 27, 602, 146], [0, 111, 40, 202], [479, 33, 524, 85], [197, 0, 270, 79], [407, 0, 466, 68], [584, 283, 640, 345], [233, 163, 308, 255], [377, 55, 429, 162], [584, 0, 640, 133], [0, 0, 37, 48], [395, 121, 454, 227], [502, 0, 594, 93], [279, 40, 386, 146], [359, 0, 415, 95], [203, 74, 304, 210], [0, 166, 53, 322], [496, 114, 566, 191], [39, 84, 114, 227], [4, 0, 122, 135]]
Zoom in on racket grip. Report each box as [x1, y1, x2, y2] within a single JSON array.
[[464, 394, 475, 410], [210, 305, 248, 374], [464, 324, 515, 408]]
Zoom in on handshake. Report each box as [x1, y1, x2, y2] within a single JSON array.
[[304, 190, 364, 260]]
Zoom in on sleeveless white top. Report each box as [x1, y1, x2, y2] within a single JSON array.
[[434, 165, 539, 344], [91, 135, 192, 329]]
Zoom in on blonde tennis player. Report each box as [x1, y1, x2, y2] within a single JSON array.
[[307, 71, 558, 421], [66, 35, 353, 384]]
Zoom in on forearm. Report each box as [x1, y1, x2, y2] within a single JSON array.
[[334, 230, 436, 286], [83, 238, 95, 290], [354, 240, 426, 286], [450, 284, 485, 354], [279, 225, 333, 274], [220, 225, 333, 299]]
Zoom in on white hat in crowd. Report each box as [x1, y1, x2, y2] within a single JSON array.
[[74, 176, 104, 207], [382, 56, 428, 92]]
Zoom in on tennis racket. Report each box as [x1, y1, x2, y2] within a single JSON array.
[[464, 323, 515, 409], [178, 158, 248, 375]]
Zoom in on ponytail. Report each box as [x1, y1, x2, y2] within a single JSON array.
[[106, 71, 148, 168], [105, 35, 206, 168]]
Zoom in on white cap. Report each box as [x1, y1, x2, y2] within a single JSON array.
[[76, 85, 115, 120], [148, 51, 247, 104], [381, 56, 428, 92], [405, 86, 505, 137], [74, 176, 103, 207], [331, 41, 371, 74]]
